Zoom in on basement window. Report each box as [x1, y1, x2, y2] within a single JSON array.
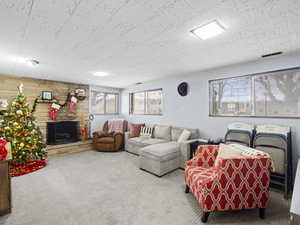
[[129, 89, 163, 115], [91, 91, 119, 114], [209, 67, 300, 118]]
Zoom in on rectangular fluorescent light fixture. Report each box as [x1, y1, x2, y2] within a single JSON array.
[[190, 20, 225, 40], [92, 71, 110, 77]]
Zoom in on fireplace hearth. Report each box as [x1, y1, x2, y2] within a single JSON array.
[[47, 121, 79, 145]]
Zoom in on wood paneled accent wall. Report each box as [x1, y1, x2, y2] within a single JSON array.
[[0, 74, 90, 142]]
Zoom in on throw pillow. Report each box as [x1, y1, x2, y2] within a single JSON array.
[[140, 126, 153, 138], [153, 125, 171, 140], [171, 127, 184, 141], [177, 129, 191, 143], [129, 123, 144, 138], [230, 144, 268, 157], [214, 144, 243, 167]]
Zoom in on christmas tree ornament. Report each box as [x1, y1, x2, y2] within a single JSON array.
[[16, 110, 23, 115], [25, 137, 31, 141], [1, 99, 8, 109]]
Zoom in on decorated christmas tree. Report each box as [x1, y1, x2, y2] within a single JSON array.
[[0, 84, 47, 163]]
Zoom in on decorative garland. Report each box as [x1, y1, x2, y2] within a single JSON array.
[[31, 92, 72, 114], [31, 89, 86, 120]]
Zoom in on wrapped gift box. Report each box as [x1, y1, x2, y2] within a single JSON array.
[[0, 142, 11, 216]]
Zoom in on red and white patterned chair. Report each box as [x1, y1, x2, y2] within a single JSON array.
[[184, 145, 273, 223]]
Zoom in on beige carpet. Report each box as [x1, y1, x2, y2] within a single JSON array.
[[0, 151, 290, 225]]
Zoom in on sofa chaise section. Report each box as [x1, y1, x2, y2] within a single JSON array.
[[139, 142, 181, 176], [125, 124, 201, 176]]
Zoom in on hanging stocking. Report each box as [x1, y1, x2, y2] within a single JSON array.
[[49, 103, 61, 120], [69, 96, 77, 113]]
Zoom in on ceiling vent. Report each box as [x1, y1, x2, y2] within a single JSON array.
[[261, 52, 283, 58]]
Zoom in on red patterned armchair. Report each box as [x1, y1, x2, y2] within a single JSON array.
[[184, 145, 273, 223]]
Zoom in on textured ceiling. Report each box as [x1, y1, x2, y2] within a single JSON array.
[[0, 0, 300, 87]]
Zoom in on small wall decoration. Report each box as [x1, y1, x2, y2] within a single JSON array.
[[177, 82, 189, 96], [42, 91, 53, 100], [89, 114, 95, 121], [75, 88, 86, 100]]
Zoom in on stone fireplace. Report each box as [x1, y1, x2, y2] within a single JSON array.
[[47, 121, 79, 145]]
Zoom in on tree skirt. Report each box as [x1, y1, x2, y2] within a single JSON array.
[[10, 160, 47, 177]]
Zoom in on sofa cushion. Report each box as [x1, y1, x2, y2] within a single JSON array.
[[186, 128, 199, 140], [96, 137, 114, 144], [177, 129, 191, 143], [140, 142, 180, 161], [128, 137, 151, 148], [171, 126, 199, 141], [145, 123, 156, 129], [154, 125, 171, 140], [185, 166, 216, 190], [141, 138, 168, 145]]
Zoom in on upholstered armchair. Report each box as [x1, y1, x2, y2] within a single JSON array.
[[184, 145, 273, 223], [93, 120, 127, 152]]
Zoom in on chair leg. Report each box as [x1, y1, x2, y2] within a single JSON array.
[[185, 185, 189, 193], [201, 212, 210, 223], [259, 208, 265, 219]]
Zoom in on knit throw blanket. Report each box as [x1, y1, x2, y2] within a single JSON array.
[[108, 119, 125, 133]]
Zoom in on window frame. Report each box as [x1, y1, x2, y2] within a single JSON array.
[[209, 76, 253, 117], [209, 66, 300, 119], [129, 88, 163, 115], [90, 90, 119, 115]]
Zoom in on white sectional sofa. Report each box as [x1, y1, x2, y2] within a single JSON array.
[[124, 124, 203, 176]]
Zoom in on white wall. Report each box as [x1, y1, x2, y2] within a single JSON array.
[[121, 52, 300, 172], [89, 85, 122, 133]]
